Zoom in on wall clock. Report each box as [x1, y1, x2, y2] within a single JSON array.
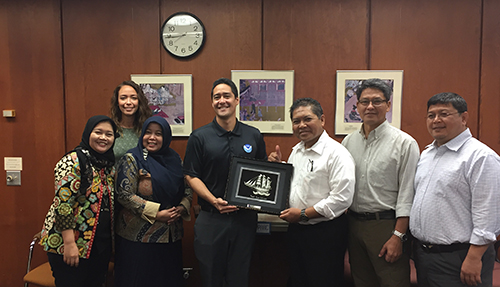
[[161, 12, 206, 58]]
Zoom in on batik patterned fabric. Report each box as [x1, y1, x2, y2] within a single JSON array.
[[40, 151, 115, 259], [115, 153, 191, 243]]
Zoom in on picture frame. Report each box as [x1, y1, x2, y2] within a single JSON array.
[[335, 70, 404, 135], [131, 74, 192, 136], [224, 156, 293, 215], [231, 70, 294, 134]]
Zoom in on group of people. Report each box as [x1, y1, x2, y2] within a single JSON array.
[[38, 76, 500, 287], [268, 78, 500, 287], [39, 80, 191, 287]]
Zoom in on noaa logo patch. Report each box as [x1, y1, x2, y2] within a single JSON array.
[[243, 144, 253, 153]]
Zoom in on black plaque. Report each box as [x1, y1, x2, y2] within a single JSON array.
[[224, 156, 293, 214]]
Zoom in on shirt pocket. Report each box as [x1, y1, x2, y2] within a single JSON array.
[[430, 168, 462, 198], [368, 156, 398, 191], [301, 164, 329, 198]]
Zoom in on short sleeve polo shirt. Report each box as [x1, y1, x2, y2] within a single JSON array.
[[183, 118, 267, 209]]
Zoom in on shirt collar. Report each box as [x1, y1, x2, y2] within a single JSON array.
[[427, 128, 471, 151], [294, 130, 328, 155], [212, 117, 242, 137], [359, 120, 389, 140]]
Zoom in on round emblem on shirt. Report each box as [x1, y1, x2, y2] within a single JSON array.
[[243, 144, 253, 153]]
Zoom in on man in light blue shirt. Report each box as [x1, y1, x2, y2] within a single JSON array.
[[410, 92, 500, 287]]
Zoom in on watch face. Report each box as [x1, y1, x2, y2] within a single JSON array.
[[161, 12, 205, 58]]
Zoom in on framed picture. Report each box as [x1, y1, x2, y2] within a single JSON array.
[[131, 74, 192, 136], [225, 156, 293, 215], [335, 70, 404, 135], [231, 70, 294, 134]]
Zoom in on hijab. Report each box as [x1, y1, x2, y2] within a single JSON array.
[[129, 116, 184, 207], [77, 115, 119, 166], [74, 115, 119, 190]]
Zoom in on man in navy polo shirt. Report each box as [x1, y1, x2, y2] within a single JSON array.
[[184, 78, 267, 287]]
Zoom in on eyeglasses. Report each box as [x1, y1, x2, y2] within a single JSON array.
[[426, 112, 459, 120], [358, 99, 388, 107]]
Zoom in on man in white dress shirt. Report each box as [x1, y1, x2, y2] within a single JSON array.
[[269, 98, 356, 287], [410, 92, 500, 287]]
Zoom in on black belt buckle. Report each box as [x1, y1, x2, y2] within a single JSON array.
[[366, 212, 379, 220], [419, 242, 469, 253], [420, 243, 434, 253], [348, 210, 371, 220]]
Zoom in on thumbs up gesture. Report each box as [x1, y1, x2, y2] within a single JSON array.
[[268, 145, 282, 162]]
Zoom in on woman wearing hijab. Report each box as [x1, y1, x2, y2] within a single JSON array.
[[114, 116, 191, 287], [40, 115, 118, 287]]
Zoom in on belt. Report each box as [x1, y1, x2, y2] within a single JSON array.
[[419, 241, 470, 253], [348, 209, 396, 220]]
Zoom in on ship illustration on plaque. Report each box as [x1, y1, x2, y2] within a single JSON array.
[[235, 168, 278, 203], [243, 174, 272, 197]]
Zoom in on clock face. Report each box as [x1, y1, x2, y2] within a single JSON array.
[[161, 12, 205, 58]]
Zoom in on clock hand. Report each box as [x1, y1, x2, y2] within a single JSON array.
[[163, 32, 187, 39], [174, 32, 187, 43]]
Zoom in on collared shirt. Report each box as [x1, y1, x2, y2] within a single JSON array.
[[342, 120, 420, 217], [183, 118, 267, 210], [288, 130, 355, 225], [410, 128, 500, 245]]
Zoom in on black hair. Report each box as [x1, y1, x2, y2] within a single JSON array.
[[427, 92, 467, 113], [289, 98, 323, 120], [355, 78, 392, 101], [211, 78, 238, 98]]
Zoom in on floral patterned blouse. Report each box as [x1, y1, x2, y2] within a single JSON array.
[[40, 151, 115, 259], [115, 153, 192, 243]]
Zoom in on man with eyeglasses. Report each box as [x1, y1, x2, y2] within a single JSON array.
[[268, 98, 355, 286], [410, 92, 500, 287], [342, 78, 420, 287]]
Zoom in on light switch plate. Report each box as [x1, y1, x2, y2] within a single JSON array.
[[6, 171, 21, 186]]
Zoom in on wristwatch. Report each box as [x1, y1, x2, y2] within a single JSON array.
[[300, 208, 309, 222], [392, 230, 408, 242]]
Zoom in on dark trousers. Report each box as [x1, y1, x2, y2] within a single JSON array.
[[414, 243, 495, 287], [114, 235, 183, 287], [47, 238, 111, 287], [194, 209, 257, 287], [287, 214, 348, 287]]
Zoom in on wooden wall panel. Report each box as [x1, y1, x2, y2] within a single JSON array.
[[263, 0, 369, 160], [371, 0, 482, 149], [0, 1, 64, 286], [160, 0, 263, 158], [62, 0, 161, 150], [480, 0, 500, 153]]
